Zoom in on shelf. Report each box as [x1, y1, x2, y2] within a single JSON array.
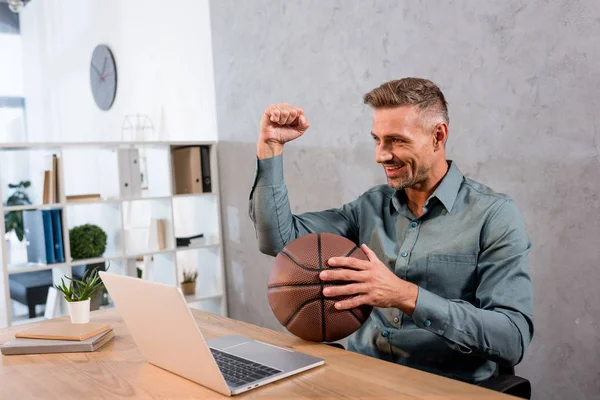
[[3, 203, 63, 212], [176, 242, 220, 251], [65, 198, 121, 206], [64, 195, 205, 206], [7, 262, 69, 275], [184, 293, 222, 303], [70, 248, 177, 265], [0, 139, 226, 328], [0, 140, 217, 150], [172, 193, 214, 199]]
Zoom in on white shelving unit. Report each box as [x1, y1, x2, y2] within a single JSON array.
[[0, 141, 227, 328]]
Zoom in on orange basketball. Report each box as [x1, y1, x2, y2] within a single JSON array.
[[267, 232, 372, 342]]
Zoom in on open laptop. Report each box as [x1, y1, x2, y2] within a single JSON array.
[[98, 272, 323, 396]]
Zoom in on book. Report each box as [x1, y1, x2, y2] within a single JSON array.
[[1, 329, 114, 355], [15, 321, 112, 341], [42, 170, 51, 204], [66, 193, 102, 202], [52, 154, 60, 203], [147, 218, 167, 251]]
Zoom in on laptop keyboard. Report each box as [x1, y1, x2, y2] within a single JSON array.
[[210, 348, 282, 388]]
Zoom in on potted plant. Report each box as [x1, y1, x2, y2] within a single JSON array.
[[3, 181, 32, 263], [181, 269, 198, 295], [69, 223, 108, 310], [4, 180, 32, 242], [54, 266, 107, 324]]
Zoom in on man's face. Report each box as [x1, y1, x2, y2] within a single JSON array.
[[371, 106, 436, 191]]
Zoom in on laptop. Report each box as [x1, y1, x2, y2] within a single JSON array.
[[98, 272, 324, 396]]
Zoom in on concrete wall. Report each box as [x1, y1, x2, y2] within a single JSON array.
[[210, 1, 600, 398]]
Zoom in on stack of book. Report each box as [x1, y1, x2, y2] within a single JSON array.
[[0, 321, 114, 355]]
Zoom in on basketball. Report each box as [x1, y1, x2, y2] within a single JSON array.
[[267, 232, 373, 342]]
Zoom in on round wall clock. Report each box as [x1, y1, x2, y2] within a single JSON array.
[[90, 44, 117, 111]]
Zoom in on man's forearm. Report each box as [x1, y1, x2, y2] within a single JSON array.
[[412, 288, 531, 365], [256, 140, 283, 159], [393, 280, 419, 315]]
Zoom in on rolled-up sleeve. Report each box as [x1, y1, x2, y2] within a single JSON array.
[[412, 199, 534, 366]]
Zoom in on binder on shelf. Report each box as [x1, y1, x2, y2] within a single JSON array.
[[118, 149, 142, 199], [23, 209, 56, 264], [50, 209, 64, 263], [200, 145, 212, 193], [172, 145, 211, 194], [129, 148, 142, 196]]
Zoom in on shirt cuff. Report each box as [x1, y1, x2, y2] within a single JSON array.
[[412, 287, 450, 335], [253, 154, 284, 187]]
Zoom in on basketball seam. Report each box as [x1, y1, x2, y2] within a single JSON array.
[[268, 283, 322, 289], [344, 245, 359, 257], [283, 297, 322, 327], [348, 309, 363, 323], [318, 233, 325, 343], [281, 250, 319, 271]]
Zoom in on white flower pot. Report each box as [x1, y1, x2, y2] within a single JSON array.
[[68, 299, 91, 324]]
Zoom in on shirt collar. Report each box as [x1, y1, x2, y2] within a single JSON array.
[[430, 161, 463, 212], [390, 160, 464, 214]]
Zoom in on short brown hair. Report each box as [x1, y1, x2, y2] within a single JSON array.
[[363, 78, 449, 125]]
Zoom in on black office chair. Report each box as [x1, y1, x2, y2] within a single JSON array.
[[477, 364, 531, 399], [325, 343, 531, 399]]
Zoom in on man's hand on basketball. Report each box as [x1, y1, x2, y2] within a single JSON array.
[[320, 244, 419, 315], [257, 103, 310, 159]]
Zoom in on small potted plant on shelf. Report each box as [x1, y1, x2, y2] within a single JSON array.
[[181, 269, 198, 296], [54, 265, 108, 324], [69, 223, 108, 310]]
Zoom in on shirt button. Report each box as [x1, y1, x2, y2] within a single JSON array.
[[381, 330, 389, 337], [410, 221, 418, 228], [424, 319, 432, 327], [401, 251, 408, 257], [393, 317, 400, 323]]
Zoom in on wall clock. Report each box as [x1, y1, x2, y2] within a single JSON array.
[[90, 44, 117, 111]]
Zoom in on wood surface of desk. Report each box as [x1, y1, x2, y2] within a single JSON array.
[[0, 308, 514, 399]]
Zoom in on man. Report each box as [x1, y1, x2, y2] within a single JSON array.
[[248, 77, 534, 384]]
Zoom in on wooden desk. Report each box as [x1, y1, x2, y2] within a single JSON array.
[[0, 309, 513, 399]]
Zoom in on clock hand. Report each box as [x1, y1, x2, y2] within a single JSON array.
[[91, 63, 102, 76], [102, 57, 107, 74], [100, 71, 113, 79]]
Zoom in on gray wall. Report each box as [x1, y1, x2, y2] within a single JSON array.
[[210, 1, 600, 398]]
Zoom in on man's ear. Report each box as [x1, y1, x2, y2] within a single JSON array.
[[432, 123, 448, 151]]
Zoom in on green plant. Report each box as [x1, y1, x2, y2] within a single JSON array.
[[182, 269, 198, 284], [55, 264, 109, 302], [4, 181, 32, 241], [69, 224, 107, 260]]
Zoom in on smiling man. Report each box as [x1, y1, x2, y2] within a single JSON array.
[[249, 78, 534, 384]]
